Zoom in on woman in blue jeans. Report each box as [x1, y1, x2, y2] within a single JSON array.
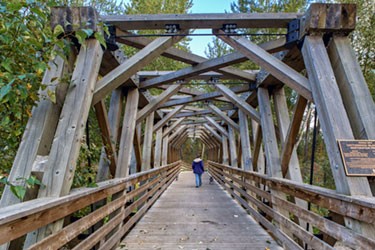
[[192, 155, 204, 188]]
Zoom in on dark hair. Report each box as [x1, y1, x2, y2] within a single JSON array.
[[196, 154, 201, 158]]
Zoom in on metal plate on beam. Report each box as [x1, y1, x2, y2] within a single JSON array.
[[338, 140, 375, 176]]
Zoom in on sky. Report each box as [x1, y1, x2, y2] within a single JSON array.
[[189, 0, 233, 57]]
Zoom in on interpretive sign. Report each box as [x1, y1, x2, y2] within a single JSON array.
[[338, 140, 375, 176]]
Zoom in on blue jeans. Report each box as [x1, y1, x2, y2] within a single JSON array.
[[195, 173, 202, 187]]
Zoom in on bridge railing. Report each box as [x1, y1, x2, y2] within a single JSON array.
[[0, 161, 181, 249], [208, 161, 375, 250]]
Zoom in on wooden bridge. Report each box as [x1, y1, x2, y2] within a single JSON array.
[[1, 3, 375, 250]]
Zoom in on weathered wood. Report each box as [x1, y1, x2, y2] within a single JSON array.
[[175, 105, 235, 118], [116, 88, 139, 178], [140, 52, 256, 89], [136, 85, 182, 124], [273, 88, 309, 230], [0, 49, 71, 208], [222, 136, 229, 165], [162, 118, 186, 138], [168, 125, 187, 142], [51, 7, 100, 33], [238, 110, 253, 171], [160, 85, 250, 108], [203, 124, 222, 142], [96, 88, 123, 181], [327, 36, 375, 140], [300, 3, 356, 37], [208, 104, 240, 132], [302, 35, 374, 238], [215, 84, 260, 123], [215, 29, 313, 101], [94, 100, 118, 177], [162, 135, 169, 165], [279, 95, 307, 177], [205, 116, 229, 138], [117, 29, 283, 80], [141, 112, 155, 171], [133, 125, 142, 173], [228, 126, 238, 168], [93, 34, 184, 104], [38, 39, 103, 198], [154, 129, 163, 168], [153, 105, 184, 132], [103, 13, 301, 30], [302, 36, 372, 195], [251, 120, 264, 173]]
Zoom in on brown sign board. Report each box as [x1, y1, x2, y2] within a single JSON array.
[[338, 140, 375, 176]]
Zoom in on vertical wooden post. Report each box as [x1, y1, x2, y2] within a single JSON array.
[[0, 49, 72, 209], [228, 126, 238, 168], [96, 89, 123, 181], [116, 88, 139, 178], [162, 135, 169, 166], [302, 36, 374, 238], [238, 110, 253, 171], [328, 35, 375, 195], [141, 112, 155, 171], [154, 129, 163, 168], [258, 87, 292, 240], [222, 136, 229, 165], [251, 120, 265, 174], [273, 88, 309, 230]]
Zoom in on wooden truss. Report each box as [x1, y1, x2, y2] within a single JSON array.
[[1, 3, 374, 249]]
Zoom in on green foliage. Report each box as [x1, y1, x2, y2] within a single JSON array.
[[0, 0, 57, 175], [0, 175, 45, 201]]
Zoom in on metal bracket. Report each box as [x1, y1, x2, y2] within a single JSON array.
[[285, 19, 300, 48], [165, 24, 180, 34], [222, 23, 237, 34], [105, 25, 119, 51]]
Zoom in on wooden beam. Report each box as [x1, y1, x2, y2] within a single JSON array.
[[153, 105, 185, 132], [238, 110, 253, 171], [215, 84, 260, 123], [228, 126, 238, 168], [174, 105, 235, 118], [168, 125, 187, 142], [251, 120, 265, 174], [39, 39, 103, 197], [204, 116, 229, 138], [215, 29, 313, 101], [302, 35, 375, 239], [117, 29, 280, 81], [280, 95, 307, 177], [208, 103, 240, 132], [96, 89, 123, 181], [102, 13, 301, 30], [222, 136, 229, 165], [203, 124, 222, 142], [160, 85, 249, 109], [162, 135, 168, 166], [141, 112, 154, 171], [140, 52, 256, 89], [136, 85, 182, 124], [94, 100, 118, 177], [162, 118, 186, 138], [0, 48, 72, 208], [327, 36, 375, 140], [116, 88, 139, 178], [302, 36, 373, 196], [93, 34, 184, 104]]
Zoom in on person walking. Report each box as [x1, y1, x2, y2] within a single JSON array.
[[192, 154, 204, 188]]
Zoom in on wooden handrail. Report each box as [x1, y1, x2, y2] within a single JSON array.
[[0, 161, 181, 248], [208, 161, 375, 249]]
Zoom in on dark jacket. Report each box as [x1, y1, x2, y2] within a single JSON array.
[[192, 158, 204, 174]]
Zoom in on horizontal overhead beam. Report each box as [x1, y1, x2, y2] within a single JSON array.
[[103, 13, 301, 30], [140, 52, 256, 88], [160, 85, 249, 109], [175, 105, 235, 118]]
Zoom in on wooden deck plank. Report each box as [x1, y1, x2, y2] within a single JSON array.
[[119, 172, 282, 249]]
